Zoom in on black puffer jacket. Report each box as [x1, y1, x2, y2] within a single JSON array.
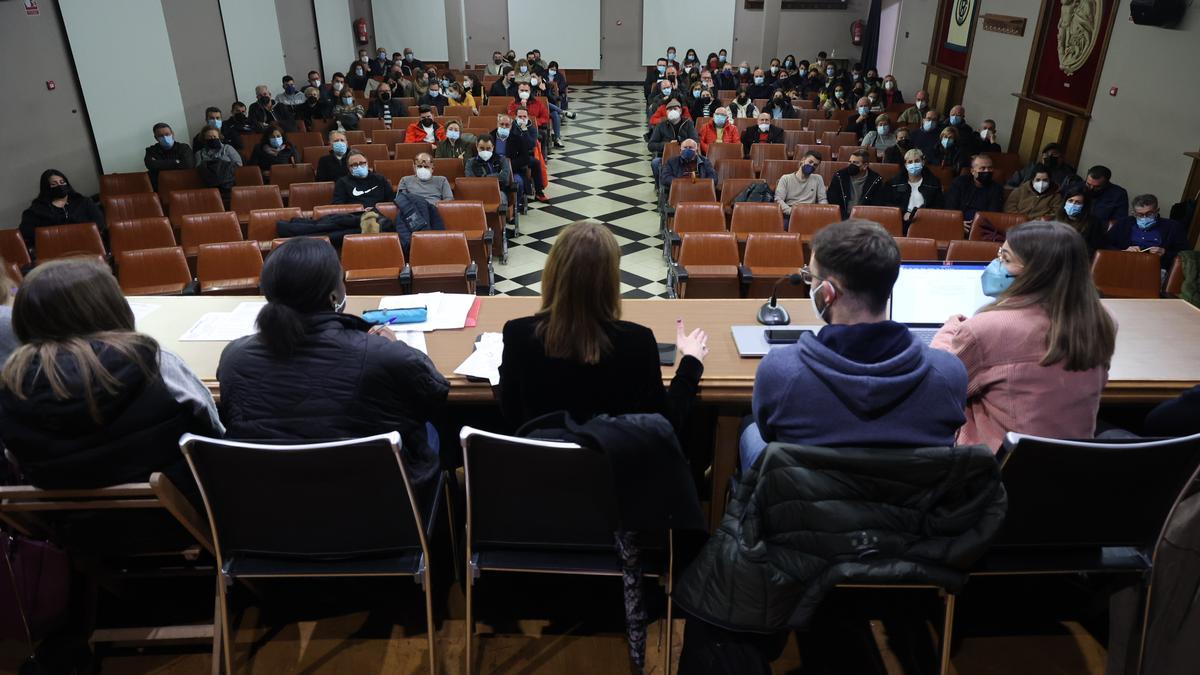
[[216, 312, 449, 491], [18, 194, 106, 250], [674, 442, 1006, 633]]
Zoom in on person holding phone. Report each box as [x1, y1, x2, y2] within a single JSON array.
[[499, 221, 708, 435]]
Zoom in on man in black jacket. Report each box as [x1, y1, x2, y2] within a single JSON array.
[[946, 154, 1003, 223], [332, 149, 394, 207], [249, 84, 293, 132], [492, 115, 542, 202], [144, 122, 194, 190], [741, 112, 786, 159], [489, 67, 518, 100], [827, 149, 887, 218], [366, 82, 408, 122]]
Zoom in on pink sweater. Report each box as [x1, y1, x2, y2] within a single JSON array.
[[931, 304, 1109, 451]]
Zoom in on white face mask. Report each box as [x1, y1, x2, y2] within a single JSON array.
[[477, 150, 493, 162], [667, 109, 681, 121], [758, 123, 770, 132], [980, 129, 991, 140], [519, 91, 530, 100], [333, 82, 344, 92], [530, 77, 539, 86], [415, 167, 433, 181], [1032, 180, 1049, 194]]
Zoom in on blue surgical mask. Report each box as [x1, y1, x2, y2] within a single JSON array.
[[549, 69, 557, 78], [801, 164, 815, 176], [785, 60, 794, 68], [332, 140, 347, 155], [941, 137, 953, 148], [719, 54, 727, 63], [739, 67, 748, 75], [858, 106, 869, 116], [906, 162, 924, 175], [713, 114, 727, 126], [1136, 215, 1157, 229], [981, 258, 1016, 297], [661, 87, 672, 96], [158, 134, 174, 149], [268, 136, 284, 149], [950, 115, 962, 125], [693, 89, 702, 98], [877, 125, 889, 136], [350, 164, 369, 179], [667, 52, 676, 60], [447, 129, 460, 141], [1064, 201, 1083, 217], [680, 148, 696, 161], [429, 89, 440, 97], [441, 79, 451, 89], [922, 120, 935, 131], [754, 76, 764, 85], [657, 65, 666, 74], [342, 97, 353, 105], [209, 119, 222, 130], [497, 127, 510, 139]]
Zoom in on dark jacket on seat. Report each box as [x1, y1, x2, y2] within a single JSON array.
[[674, 442, 1007, 633], [217, 312, 449, 490]]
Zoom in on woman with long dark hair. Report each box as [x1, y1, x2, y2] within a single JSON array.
[[932, 221, 1117, 449], [498, 221, 708, 433], [18, 169, 106, 251], [1057, 182, 1107, 255], [217, 238, 447, 494]]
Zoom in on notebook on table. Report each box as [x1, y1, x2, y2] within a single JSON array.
[[889, 263, 991, 344]]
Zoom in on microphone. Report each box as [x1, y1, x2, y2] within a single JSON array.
[[756, 273, 804, 326]]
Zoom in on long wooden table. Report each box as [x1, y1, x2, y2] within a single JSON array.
[[136, 295, 1200, 529]]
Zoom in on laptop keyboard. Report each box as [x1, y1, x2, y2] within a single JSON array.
[[909, 328, 939, 345]]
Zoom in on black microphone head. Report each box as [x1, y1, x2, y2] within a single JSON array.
[[787, 273, 805, 284]]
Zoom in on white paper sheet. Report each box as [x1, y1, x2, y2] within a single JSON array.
[[128, 302, 160, 325], [378, 292, 474, 332], [392, 330, 428, 355], [178, 302, 266, 341], [453, 332, 503, 385]]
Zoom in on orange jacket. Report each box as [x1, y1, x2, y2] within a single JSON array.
[[699, 122, 741, 154], [404, 121, 446, 145]]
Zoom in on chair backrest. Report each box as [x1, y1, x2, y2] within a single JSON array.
[[343, 131, 368, 146], [167, 188, 225, 231], [995, 432, 1200, 550], [311, 204, 364, 220], [353, 144, 391, 167], [945, 240, 1001, 263], [371, 128, 406, 149], [247, 207, 302, 244], [807, 119, 839, 135], [748, 143, 787, 173], [234, 165, 264, 186], [788, 203, 842, 236], [34, 223, 106, 262], [116, 246, 192, 295], [180, 432, 426, 561], [849, 205, 904, 236], [926, 164, 960, 188], [706, 142, 743, 165], [678, 232, 740, 267], [157, 169, 204, 205], [410, 230, 471, 266], [0, 228, 32, 268], [461, 427, 620, 550], [714, 159, 755, 192], [777, 118, 805, 131], [110, 217, 176, 257], [195, 241, 263, 293], [99, 172, 154, 200], [358, 117, 386, 132], [1091, 249, 1162, 299], [894, 236, 939, 261], [342, 233, 406, 271], [837, 146, 872, 163], [267, 163, 316, 192], [667, 178, 716, 209], [230, 185, 284, 223], [453, 177, 503, 205], [730, 202, 785, 235], [180, 211, 243, 251], [102, 192, 165, 222], [783, 130, 816, 158], [744, 232, 804, 269], [394, 143, 430, 161], [674, 202, 727, 234], [908, 208, 965, 246], [821, 131, 858, 149], [1165, 256, 1184, 296], [720, 178, 766, 215], [436, 200, 488, 233], [300, 145, 328, 164], [733, 117, 757, 134], [288, 131, 326, 150], [968, 211, 1028, 241], [432, 157, 466, 187], [759, 160, 800, 190], [286, 181, 336, 212], [376, 159, 416, 185], [661, 141, 681, 164]]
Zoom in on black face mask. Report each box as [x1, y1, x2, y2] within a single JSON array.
[[257, 95, 271, 106], [231, 112, 247, 122], [845, 164, 861, 177], [1043, 156, 1059, 169], [380, 92, 391, 101], [976, 171, 994, 185], [421, 118, 434, 127], [205, 138, 222, 150], [49, 184, 70, 199]]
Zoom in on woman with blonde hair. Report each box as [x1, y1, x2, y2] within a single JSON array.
[[499, 221, 708, 432], [932, 220, 1117, 449]]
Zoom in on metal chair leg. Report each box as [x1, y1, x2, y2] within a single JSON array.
[[423, 565, 437, 675], [211, 577, 223, 675], [464, 558, 474, 675], [217, 574, 234, 675], [939, 592, 956, 675], [664, 529, 675, 675]]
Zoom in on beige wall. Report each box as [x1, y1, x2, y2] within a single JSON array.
[[162, 0, 236, 144], [891, 0, 936, 94], [958, 0, 1037, 149], [732, 1, 868, 69]]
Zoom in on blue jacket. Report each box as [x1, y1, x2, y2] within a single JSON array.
[[1107, 215, 1188, 271], [1089, 183, 1130, 225], [753, 321, 967, 449]]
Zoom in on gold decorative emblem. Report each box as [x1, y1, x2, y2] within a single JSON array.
[[1057, 0, 1100, 75]]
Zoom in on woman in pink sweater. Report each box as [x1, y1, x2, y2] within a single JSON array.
[[932, 221, 1117, 450]]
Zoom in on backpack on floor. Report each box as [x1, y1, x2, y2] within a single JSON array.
[[734, 183, 773, 203]]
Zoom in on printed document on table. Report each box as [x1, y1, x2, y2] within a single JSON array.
[[377, 292, 474, 332], [453, 332, 503, 385], [179, 302, 266, 341]]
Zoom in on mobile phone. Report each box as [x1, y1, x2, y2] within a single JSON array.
[[656, 342, 676, 366], [764, 329, 810, 344]]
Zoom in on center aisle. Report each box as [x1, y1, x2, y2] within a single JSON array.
[[491, 85, 670, 298]]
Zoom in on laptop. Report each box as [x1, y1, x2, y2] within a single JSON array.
[[890, 263, 992, 344]]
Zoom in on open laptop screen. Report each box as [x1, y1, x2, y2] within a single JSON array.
[[890, 263, 992, 326]]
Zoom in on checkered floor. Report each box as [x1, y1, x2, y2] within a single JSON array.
[[492, 85, 669, 298]]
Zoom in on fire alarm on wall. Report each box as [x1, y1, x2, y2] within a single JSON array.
[[1109, 86, 1118, 96], [46, 80, 55, 91]]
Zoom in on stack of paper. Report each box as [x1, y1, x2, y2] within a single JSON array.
[[179, 302, 266, 341], [377, 292, 476, 332], [392, 330, 428, 355], [453, 332, 503, 385]]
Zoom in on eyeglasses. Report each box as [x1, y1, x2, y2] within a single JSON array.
[[799, 266, 824, 286], [347, 162, 368, 169]]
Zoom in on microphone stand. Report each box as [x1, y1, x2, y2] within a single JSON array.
[[756, 273, 804, 325]]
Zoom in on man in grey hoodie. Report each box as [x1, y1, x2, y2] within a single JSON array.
[[740, 219, 968, 472]]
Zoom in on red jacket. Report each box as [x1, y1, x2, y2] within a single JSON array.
[[507, 97, 550, 128], [404, 121, 446, 145], [649, 105, 693, 128], [699, 122, 741, 154]]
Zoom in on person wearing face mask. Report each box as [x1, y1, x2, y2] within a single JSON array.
[[295, 87, 331, 129], [1056, 183, 1107, 256], [775, 151, 828, 225], [716, 63, 739, 91], [332, 149, 394, 207], [332, 89, 365, 130], [896, 89, 930, 126], [491, 115, 535, 208], [1005, 165, 1063, 220], [822, 85, 852, 113], [487, 51, 508, 76], [315, 130, 351, 183], [405, 106, 445, 147], [932, 221, 1116, 451], [911, 109, 943, 156], [512, 109, 549, 199], [249, 124, 297, 176], [746, 69, 774, 100], [942, 104, 973, 139], [275, 75, 306, 112], [697, 107, 741, 154], [888, 148, 945, 224], [741, 112, 785, 159], [226, 101, 255, 139], [19, 169, 107, 251], [435, 121, 476, 160], [514, 59, 534, 85], [647, 86, 693, 127], [192, 106, 243, 152], [845, 97, 875, 139], [1007, 143, 1077, 189], [930, 127, 968, 169], [665, 47, 680, 70], [860, 113, 897, 153], [946, 154, 1003, 223], [762, 91, 798, 120], [491, 66, 519, 100], [882, 127, 912, 165], [1068, 165, 1129, 225], [418, 79, 448, 114], [648, 100, 699, 184], [1106, 194, 1187, 274], [397, 153, 454, 206], [687, 84, 719, 119], [444, 82, 478, 115], [398, 48, 423, 77], [508, 83, 551, 133], [218, 237, 447, 507], [739, 219, 967, 472], [194, 126, 243, 199], [321, 73, 348, 102], [144, 122, 194, 190], [249, 84, 292, 132], [728, 87, 758, 119], [646, 58, 670, 101], [660, 139, 716, 195], [365, 82, 409, 130], [370, 48, 391, 76], [880, 76, 903, 107], [464, 136, 514, 214], [346, 60, 370, 91], [827, 149, 886, 218]]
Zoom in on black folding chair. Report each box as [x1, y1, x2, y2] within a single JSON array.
[[180, 432, 438, 675], [459, 426, 675, 675]]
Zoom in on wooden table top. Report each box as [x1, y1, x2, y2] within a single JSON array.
[[134, 295, 1200, 404]]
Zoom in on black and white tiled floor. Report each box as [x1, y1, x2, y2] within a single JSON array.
[[492, 85, 669, 298]]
